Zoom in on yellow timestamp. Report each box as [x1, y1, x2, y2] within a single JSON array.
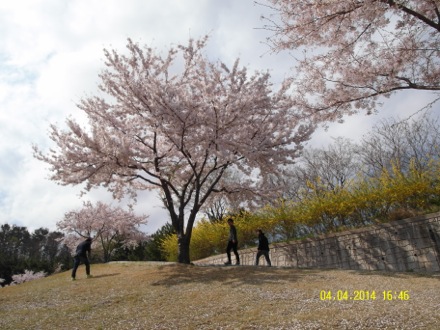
[[319, 290, 410, 301]]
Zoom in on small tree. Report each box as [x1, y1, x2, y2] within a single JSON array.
[[263, 0, 440, 120], [357, 114, 440, 177], [34, 37, 314, 263], [57, 201, 148, 262]]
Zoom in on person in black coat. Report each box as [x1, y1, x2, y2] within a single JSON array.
[[224, 218, 240, 265], [71, 237, 93, 280], [255, 229, 271, 266]]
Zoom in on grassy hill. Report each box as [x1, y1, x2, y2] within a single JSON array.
[[1, 262, 439, 329]]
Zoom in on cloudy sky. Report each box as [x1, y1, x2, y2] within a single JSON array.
[[1, 0, 438, 234]]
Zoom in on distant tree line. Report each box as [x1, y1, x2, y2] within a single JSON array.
[[111, 223, 175, 262], [0, 222, 175, 286], [0, 224, 70, 286]]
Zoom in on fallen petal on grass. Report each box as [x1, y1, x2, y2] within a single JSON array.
[[0, 262, 439, 329]]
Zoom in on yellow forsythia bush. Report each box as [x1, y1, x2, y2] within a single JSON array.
[[160, 234, 179, 262]]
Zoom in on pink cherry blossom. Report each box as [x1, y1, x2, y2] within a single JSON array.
[[9, 270, 46, 286], [264, 0, 440, 120]]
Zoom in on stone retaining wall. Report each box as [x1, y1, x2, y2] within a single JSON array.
[[193, 212, 440, 272]]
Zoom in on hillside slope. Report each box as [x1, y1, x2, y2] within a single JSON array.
[[0, 262, 439, 329]]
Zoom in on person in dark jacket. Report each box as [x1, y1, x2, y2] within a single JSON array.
[[255, 229, 271, 266], [224, 218, 240, 265], [71, 237, 93, 280]]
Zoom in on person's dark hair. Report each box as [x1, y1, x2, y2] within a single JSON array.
[[257, 229, 263, 234], [228, 218, 234, 223], [86, 237, 92, 241]]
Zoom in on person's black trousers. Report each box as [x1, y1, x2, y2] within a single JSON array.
[[71, 256, 90, 278], [226, 241, 240, 264]]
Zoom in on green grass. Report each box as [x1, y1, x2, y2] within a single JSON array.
[[1, 262, 439, 329]]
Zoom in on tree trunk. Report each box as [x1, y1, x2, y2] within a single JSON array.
[[177, 234, 191, 264]]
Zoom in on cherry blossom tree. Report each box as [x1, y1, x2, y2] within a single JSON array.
[[263, 0, 440, 121], [57, 201, 148, 262], [34, 37, 314, 263]]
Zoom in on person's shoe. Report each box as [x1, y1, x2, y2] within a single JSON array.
[[235, 262, 240, 265], [86, 275, 93, 279], [224, 261, 231, 265], [71, 277, 76, 281]]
